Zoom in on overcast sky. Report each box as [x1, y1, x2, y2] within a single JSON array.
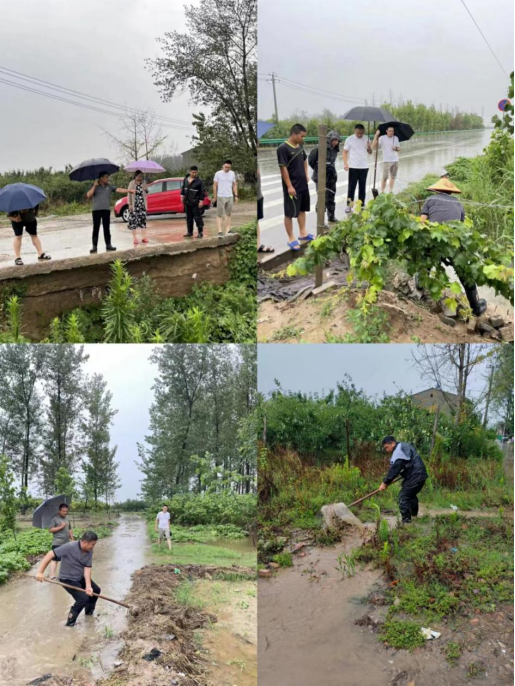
[[258, 0, 513, 121], [258, 344, 493, 406], [0, 1, 198, 171], [80, 345, 156, 501]]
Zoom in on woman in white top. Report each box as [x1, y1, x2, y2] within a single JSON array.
[[127, 171, 148, 246]]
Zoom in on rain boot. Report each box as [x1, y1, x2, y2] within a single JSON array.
[[65, 608, 79, 627], [328, 212, 338, 223], [464, 285, 487, 317]]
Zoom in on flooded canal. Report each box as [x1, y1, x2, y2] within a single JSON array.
[[0, 514, 150, 685], [258, 129, 491, 252]]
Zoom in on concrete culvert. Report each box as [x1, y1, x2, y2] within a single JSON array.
[[321, 503, 365, 530]]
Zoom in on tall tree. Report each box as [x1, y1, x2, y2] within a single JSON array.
[[81, 375, 119, 507], [490, 344, 514, 437], [39, 345, 88, 496], [148, 0, 257, 181], [0, 347, 46, 488]]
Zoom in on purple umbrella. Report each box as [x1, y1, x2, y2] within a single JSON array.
[[124, 160, 165, 174]]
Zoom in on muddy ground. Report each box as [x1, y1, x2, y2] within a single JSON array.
[[258, 513, 514, 686], [27, 563, 256, 686], [258, 285, 514, 344]]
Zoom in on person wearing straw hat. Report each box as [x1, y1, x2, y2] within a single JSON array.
[[35, 530, 100, 626], [420, 176, 487, 316]]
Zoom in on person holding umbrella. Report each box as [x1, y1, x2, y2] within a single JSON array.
[[343, 124, 373, 213], [127, 170, 148, 246], [0, 182, 51, 265], [86, 172, 134, 253], [47, 502, 74, 581], [372, 125, 401, 193]]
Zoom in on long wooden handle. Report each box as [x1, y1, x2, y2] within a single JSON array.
[[27, 575, 130, 609], [349, 477, 401, 508]]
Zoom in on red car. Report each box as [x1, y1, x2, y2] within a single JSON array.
[[114, 177, 211, 222]]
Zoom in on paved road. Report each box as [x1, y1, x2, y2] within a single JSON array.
[[0, 202, 255, 270], [258, 130, 491, 253]]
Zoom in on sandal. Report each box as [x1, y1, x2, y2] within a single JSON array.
[[133, 238, 139, 246], [299, 234, 315, 242], [38, 253, 51, 260], [141, 238, 149, 244], [287, 240, 301, 251], [258, 245, 275, 253], [14, 257, 23, 266]]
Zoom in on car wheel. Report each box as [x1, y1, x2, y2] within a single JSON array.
[[122, 207, 130, 223]]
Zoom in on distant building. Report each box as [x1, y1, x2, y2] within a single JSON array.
[[411, 388, 460, 416], [181, 148, 197, 168]]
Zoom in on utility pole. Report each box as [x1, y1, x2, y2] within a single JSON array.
[[315, 124, 328, 288], [269, 72, 279, 123]]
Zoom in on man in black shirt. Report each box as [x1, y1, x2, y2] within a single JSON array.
[[379, 435, 428, 524], [181, 166, 207, 238], [277, 124, 314, 251]]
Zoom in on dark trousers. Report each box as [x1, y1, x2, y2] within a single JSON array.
[[398, 479, 426, 522], [62, 576, 101, 618], [315, 176, 337, 215], [185, 204, 204, 235], [347, 168, 369, 207], [92, 209, 112, 247]]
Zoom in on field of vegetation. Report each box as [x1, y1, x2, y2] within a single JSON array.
[[0, 222, 257, 344]]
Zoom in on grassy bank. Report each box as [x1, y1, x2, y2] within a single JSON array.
[[0, 512, 119, 584], [258, 447, 511, 562], [0, 222, 257, 343], [147, 521, 257, 568], [357, 513, 513, 659]]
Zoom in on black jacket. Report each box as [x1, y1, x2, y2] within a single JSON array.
[[383, 442, 428, 486], [308, 130, 341, 183], [181, 176, 207, 205]]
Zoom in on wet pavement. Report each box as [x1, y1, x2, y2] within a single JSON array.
[[0, 202, 255, 272], [258, 130, 491, 253], [0, 514, 149, 685]]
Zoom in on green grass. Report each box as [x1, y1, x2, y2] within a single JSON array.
[[380, 619, 426, 650], [147, 522, 256, 568], [272, 552, 293, 567], [358, 514, 513, 630]]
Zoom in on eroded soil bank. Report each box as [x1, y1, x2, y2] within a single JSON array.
[[258, 517, 513, 686]]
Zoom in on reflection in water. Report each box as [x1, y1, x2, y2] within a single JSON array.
[[0, 514, 150, 686]]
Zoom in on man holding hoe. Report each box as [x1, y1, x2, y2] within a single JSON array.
[[35, 531, 100, 627], [379, 436, 428, 524], [155, 504, 172, 552]]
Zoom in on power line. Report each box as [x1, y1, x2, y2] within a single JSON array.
[[459, 0, 509, 78], [0, 66, 195, 129], [0, 77, 194, 132]]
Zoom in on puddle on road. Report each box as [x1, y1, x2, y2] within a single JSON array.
[[0, 514, 150, 686]]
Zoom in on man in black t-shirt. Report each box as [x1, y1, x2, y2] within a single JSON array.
[[277, 123, 314, 251]]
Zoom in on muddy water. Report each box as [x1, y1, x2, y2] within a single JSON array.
[[0, 514, 150, 686]]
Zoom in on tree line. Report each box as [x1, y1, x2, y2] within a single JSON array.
[[0, 346, 119, 510], [260, 344, 512, 461], [138, 344, 257, 501], [261, 103, 484, 140]]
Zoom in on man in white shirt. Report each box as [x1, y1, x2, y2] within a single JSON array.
[[342, 124, 373, 213], [155, 504, 172, 551], [213, 160, 239, 237], [372, 126, 400, 193]]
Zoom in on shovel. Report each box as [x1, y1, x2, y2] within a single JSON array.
[[27, 575, 130, 609], [321, 477, 401, 530]]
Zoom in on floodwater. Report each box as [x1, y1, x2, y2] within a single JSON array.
[[258, 129, 491, 253], [0, 514, 150, 685]]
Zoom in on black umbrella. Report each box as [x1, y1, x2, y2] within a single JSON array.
[[341, 106, 396, 123], [341, 107, 398, 199], [377, 121, 414, 142], [69, 158, 120, 182]]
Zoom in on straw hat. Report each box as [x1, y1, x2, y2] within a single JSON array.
[[426, 177, 462, 194]]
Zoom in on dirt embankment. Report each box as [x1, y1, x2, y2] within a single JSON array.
[[30, 563, 255, 686]]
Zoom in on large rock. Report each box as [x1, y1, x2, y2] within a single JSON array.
[[499, 323, 514, 342], [439, 314, 456, 328], [489, 315, 505, 329]]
